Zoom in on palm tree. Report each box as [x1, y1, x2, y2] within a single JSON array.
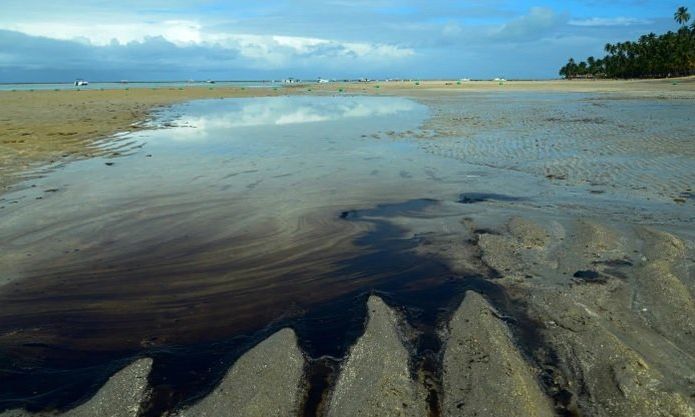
[[560, 6, 695, 79], [567, 58, 577, 78], [674, 6, 690, 26]]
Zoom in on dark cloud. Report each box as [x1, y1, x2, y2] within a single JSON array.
[[0, 30, 242, 81], [0, 29, 415, 82]]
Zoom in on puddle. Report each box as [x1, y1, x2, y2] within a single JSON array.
[[1, 93, 693, 415], [0, 96, 474, 414]]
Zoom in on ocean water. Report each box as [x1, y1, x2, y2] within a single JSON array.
[[0, 81, 280, 91]]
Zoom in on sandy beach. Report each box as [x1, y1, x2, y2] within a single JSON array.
[[0, 79, 694, 417], [2, 78, 694, 192]]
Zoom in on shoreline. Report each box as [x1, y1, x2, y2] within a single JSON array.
[[1, 77, 694, 192]]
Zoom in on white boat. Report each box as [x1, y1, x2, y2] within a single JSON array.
[[74, 79, 89, 86], [317, 78, 330, 83]]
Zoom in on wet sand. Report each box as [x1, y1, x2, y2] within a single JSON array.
[[2, 77, 694, 192], [1, 81, 694, 417], [0, 86, 295, 192]]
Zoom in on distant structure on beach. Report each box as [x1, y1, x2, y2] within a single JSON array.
[[283, 77, 300, 84], [317, 77, 330, 83], [74, 79, 89, 86]]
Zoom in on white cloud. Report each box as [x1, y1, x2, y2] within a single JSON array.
[[165, 97, 418, 141], [492, 7, 565, 41], [209, 34, 413, 67], [568, 17, 652, 27], [4, 21, 203, 45], [0, 20, 413, 69]]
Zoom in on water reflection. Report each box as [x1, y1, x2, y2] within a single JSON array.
[[157, 96, 420, 143]]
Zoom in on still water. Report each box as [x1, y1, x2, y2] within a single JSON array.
[[0, 96, 484, 413], [1, 94, 692, 414]]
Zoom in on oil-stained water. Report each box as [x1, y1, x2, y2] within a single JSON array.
[[0, 96, 461, 413], [0, 94, 693, 415]]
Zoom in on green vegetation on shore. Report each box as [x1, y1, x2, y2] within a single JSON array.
[[560, 6, 694, 79]]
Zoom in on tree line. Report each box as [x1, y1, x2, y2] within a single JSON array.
[[560, 6, 694, 79]]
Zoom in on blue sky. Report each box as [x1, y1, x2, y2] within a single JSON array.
[[0, 0, 690, 82]]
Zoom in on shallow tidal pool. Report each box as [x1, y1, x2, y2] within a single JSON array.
[[0, 96, 489, 413], [0, 93, 693, 415]]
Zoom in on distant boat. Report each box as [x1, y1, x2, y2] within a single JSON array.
[[206, 80, 216, 84], [74, 79, 89, 86]]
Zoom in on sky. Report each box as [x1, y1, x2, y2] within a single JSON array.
[[0, 0, 690, 82]]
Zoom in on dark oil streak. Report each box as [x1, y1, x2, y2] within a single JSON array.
[[297, 199, 510, 417], [458, 193, 524, 204], [301, 358, 340, 417], [0, 199, 453, 415], [0, 197, 568, 417], [473, 288, 584, 417], [144, 199, 460, 416]]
